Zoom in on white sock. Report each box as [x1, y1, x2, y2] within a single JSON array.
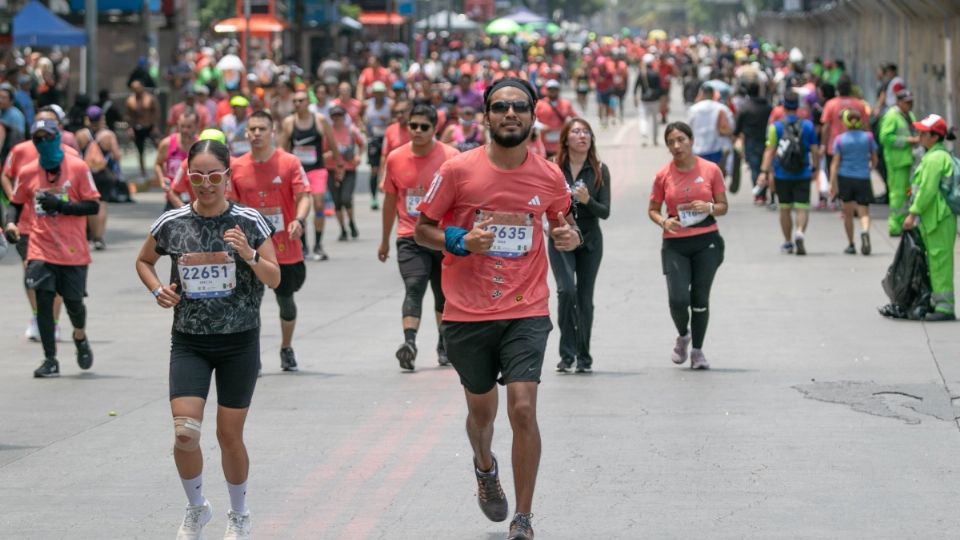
[[228, 480, 248, 514], [181, 474, 204, 506]]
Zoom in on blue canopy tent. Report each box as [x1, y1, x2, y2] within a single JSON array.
[[14, 0, 87, 47]]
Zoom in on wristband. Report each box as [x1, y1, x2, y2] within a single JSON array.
[[709, 202, 715, 215], [444, 226, 470, 256], [151, 287, 162, 298]]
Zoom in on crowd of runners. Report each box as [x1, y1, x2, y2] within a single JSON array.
[[0, 30, 957, 540]]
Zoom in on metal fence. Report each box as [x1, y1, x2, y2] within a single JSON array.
[[755, 0, 959, 129]]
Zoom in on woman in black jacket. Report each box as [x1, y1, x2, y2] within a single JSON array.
[[550, 118, 611, 373]]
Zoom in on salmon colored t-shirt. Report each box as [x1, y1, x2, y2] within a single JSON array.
[[534, 98, 577, 155], [322, 125, 365, 171], [383, 141, 459, 238], [650, 157, 726, 239], [3, 141, 80, 237], [229, 149, 308, 265], [381, 122, 412, 163], [418, 148, 572, 322], [821, 97, 870, 155], [11, 154, 100, 265]]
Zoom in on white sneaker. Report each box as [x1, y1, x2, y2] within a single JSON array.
[[223, 509, 251, 539], [690, 349, 710, 370], [25, 317, 39, 341], [671, 335, 691, 364], [176, 499, 213, 540]]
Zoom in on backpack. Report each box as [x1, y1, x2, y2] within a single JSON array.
[[935, 149, 960, 214], [776, 118, 806, 174]]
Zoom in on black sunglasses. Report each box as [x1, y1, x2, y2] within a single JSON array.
[[408, 122, 433, 132], [489, 100, 532, 114]]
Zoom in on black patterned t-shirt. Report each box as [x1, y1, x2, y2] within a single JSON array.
[[151, 202, 274, 335]]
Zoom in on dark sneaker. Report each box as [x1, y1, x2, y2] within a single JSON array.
[[396, 341, 417, 371], [555, 358, 574, 373], [575, 363, 592, 374], [924, 311, 956, 322], [75, 337, 93, 370], [437, 349, 451, 366], [312, 244, 329, 261], [844, 244, 856, 255], [338, 230, 348, 242], [860, 232, 871, 255], [93, 238, 106, 251], [280, 347, 299, 371], [474, 455, 508, 522], [508, 512, 534, 540], [794, 234, 806, 256], [349, 221, 359, 239], [34, 357, 60, 378]]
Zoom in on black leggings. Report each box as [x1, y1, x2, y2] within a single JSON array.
[[547, 229, 603, 364], [36, 290, 86, 359], [661, 231, 724, 349], [329, 170, 357, 211]]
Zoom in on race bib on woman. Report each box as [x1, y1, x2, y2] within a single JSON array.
[[677, 203, 709, 228], [179, 252, 236, 299]]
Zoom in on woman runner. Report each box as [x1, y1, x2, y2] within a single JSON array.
[[135, 139, 280, 539], [648, 122, 728, 370]]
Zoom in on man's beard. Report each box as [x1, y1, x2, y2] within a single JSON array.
[[490, 124, 531, 148]]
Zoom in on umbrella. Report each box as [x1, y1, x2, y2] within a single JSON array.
[[485, 18, 521, 35], [648, 29, 667, 41], [216, 54, 244, 72], [502, 8, 546, 24], [522, 22, 560, 35]]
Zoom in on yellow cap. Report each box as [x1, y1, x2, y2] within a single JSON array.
[[229, 95, 250, 108], [199, 129, 227, 144]]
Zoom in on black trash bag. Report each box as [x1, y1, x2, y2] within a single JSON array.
[[880, 229, 931, 319]]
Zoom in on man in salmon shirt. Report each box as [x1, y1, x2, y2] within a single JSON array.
[[414, 78, 582, 540], [374, 99, 412, 208], [379, 103, 459, 370], [6, 119, 100, 377], [534, 79, 577, 159], [229, 111, 312, 373], [1, 107, 80, 342]]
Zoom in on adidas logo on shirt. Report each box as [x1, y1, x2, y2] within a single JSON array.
[[272, 176, 282, 184], [528, 195, 541, 206]]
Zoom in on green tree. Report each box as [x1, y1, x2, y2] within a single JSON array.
[[198, 0, 235, 31]]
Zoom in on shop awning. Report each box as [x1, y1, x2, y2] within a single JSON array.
[[214, 15, 287, 34], [358, 12, 406, 25]]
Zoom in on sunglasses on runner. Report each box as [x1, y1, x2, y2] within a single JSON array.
[[408, 122, 433, 132], [489, 100, 532, 114], [187, 169, 230, 186]]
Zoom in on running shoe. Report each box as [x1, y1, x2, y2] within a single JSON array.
[[555, 358, 574, 373], [575, 364, 592, 374], [861, 232, 871, 255], [690, 349, 710, 370], [370, 198, 379, 211], [575, 355, 593, 373], [474, 455, 508, 522], [794, 233, 806, 256], [280, 347, 298, 372], [753, 195, 765, 206], [223, 509, 251, 540], [313, 244, 329, 261], [338, 230, 348, 242], [437, 349, 451, 366], [33, 357, 60, 378], [396, 341, 417, 371], [671, 335, 691, 364], [508, 512, 535, 540], [349, 221, 359, 239], [175, 499, 213, 540], [780, 242, 794, 254], [93, 238, 106, 251], [844, 244, 856, 255], [924, 311, 957, 322], [75, 336, 94, 370], [25, 317, 39, 342]]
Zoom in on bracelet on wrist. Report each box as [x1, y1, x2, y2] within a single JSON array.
[[151, 287, 162, 298]]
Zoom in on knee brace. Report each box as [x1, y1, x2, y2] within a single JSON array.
[[63, 298, 86, 329], [173, 416, 202, 451], [401, 275, 429, 319], [276, 294, 297, 321]]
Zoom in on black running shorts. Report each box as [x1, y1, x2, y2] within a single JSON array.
[[275, 261, 306, 297], [442, 316, 552, 395], [396, 236, 442, 279], [25, 261, 88, 300], [169, 327, 260, 409], [838, 176, 873, 206], [774, 179, 811, 207]]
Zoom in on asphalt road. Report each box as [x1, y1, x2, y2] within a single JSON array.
[[1, 92, 959, 539]]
